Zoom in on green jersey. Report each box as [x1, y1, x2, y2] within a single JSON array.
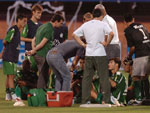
[[35, 22, 54, 57], [110, 71, 127, 104]]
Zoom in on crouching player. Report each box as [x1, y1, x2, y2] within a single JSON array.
[[14, 59, 38, 106], [108, 58, 127, 106]]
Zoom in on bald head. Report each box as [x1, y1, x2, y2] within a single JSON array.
[[94, 4, 106, 16]]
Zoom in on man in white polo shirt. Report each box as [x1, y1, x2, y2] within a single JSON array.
[[95, 4, 120, 59], [73, 8, 114, 104]]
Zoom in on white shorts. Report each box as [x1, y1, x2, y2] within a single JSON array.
[[132, 56, 150, 76]]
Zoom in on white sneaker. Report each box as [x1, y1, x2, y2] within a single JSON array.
[[5, 93, 12, 101], [11, 94, 17, 101], [13, 99, 25, 107]]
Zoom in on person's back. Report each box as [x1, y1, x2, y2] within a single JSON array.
[[124, 23, 150, 58], [75, 19, 111, 56], [54, 40, 84, 60], [2, 25, 20, 63], [94, 4, 120, 59], [73, 8, 114, 104], [103, 15, 119, 44]]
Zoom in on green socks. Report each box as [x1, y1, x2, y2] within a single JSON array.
[[96, 93, 103, 104], [133, 81, 142, 101]]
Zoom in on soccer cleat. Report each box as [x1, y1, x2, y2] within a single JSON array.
[[5, 93, 12, 101], [13, 98, 25, 107]]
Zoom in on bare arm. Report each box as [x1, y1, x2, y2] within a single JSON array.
[[70, 55, 80, 72], [21, 37, 32, 42], [3, 40, 7, 47], [32, 37, 36, 49], [27, 37, 48, 55], [0, 47, 5, 59], [72, 34, 86, 48], [128, 46, 135, 59], [0, 40, 7, 59], [101, 32, 114, 47]]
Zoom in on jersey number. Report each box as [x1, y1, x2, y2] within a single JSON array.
[[139, 28, 148, 40]]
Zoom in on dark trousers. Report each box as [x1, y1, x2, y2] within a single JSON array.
[[105, 44, 120, 59], [34, 55, 49, 88], [82, 56, 111, 104]]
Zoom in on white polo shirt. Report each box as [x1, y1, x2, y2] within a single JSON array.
[[102, 15, 119, 44], [73, 19, 112, 56]]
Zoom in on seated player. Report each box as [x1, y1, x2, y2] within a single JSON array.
[[108, 58, 127, 106], [13, 59, 38, 106]]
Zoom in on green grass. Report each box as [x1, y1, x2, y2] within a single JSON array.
[[0, 69, 150, 113]]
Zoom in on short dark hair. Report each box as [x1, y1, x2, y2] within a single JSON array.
[[51, 14, 64, 22], [16, 14, 27, 22], [109, 57, 121, 68], [22, 59, 31, 73], [32, 4, 43, 12], [124, 13, 133, 23], [92, 8, 102, 18]]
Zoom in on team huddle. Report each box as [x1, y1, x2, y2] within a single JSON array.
[[0, 3, 150, 107]]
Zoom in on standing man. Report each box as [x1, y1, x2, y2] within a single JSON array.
[[2, 14, 27, 101], [27, 14, 64, 88], [21, 4, 43, 71], [21, 4, 43, 51], [73, 8, 114, 104], [124, 13, 150, 104], [94, 4, 120, 59], [46, 40, 84, 91]]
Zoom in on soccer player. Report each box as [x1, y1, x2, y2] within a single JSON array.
[[124, 13, 150, 104], [26, 14, 64, 88], [108, 58, 127, 106], [73, 8, 114, 104], [2, 14, 27, 101], [21, 4, 43, 51], [21, 4, 43, 71], [94, 4, 120, 59], [123, 57, 135, 103], [13, 59, 38, 106]]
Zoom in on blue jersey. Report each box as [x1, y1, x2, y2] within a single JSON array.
[[22, 20, 42, 50]]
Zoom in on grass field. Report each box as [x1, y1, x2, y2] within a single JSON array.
[[0, 69, 150, 113]]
